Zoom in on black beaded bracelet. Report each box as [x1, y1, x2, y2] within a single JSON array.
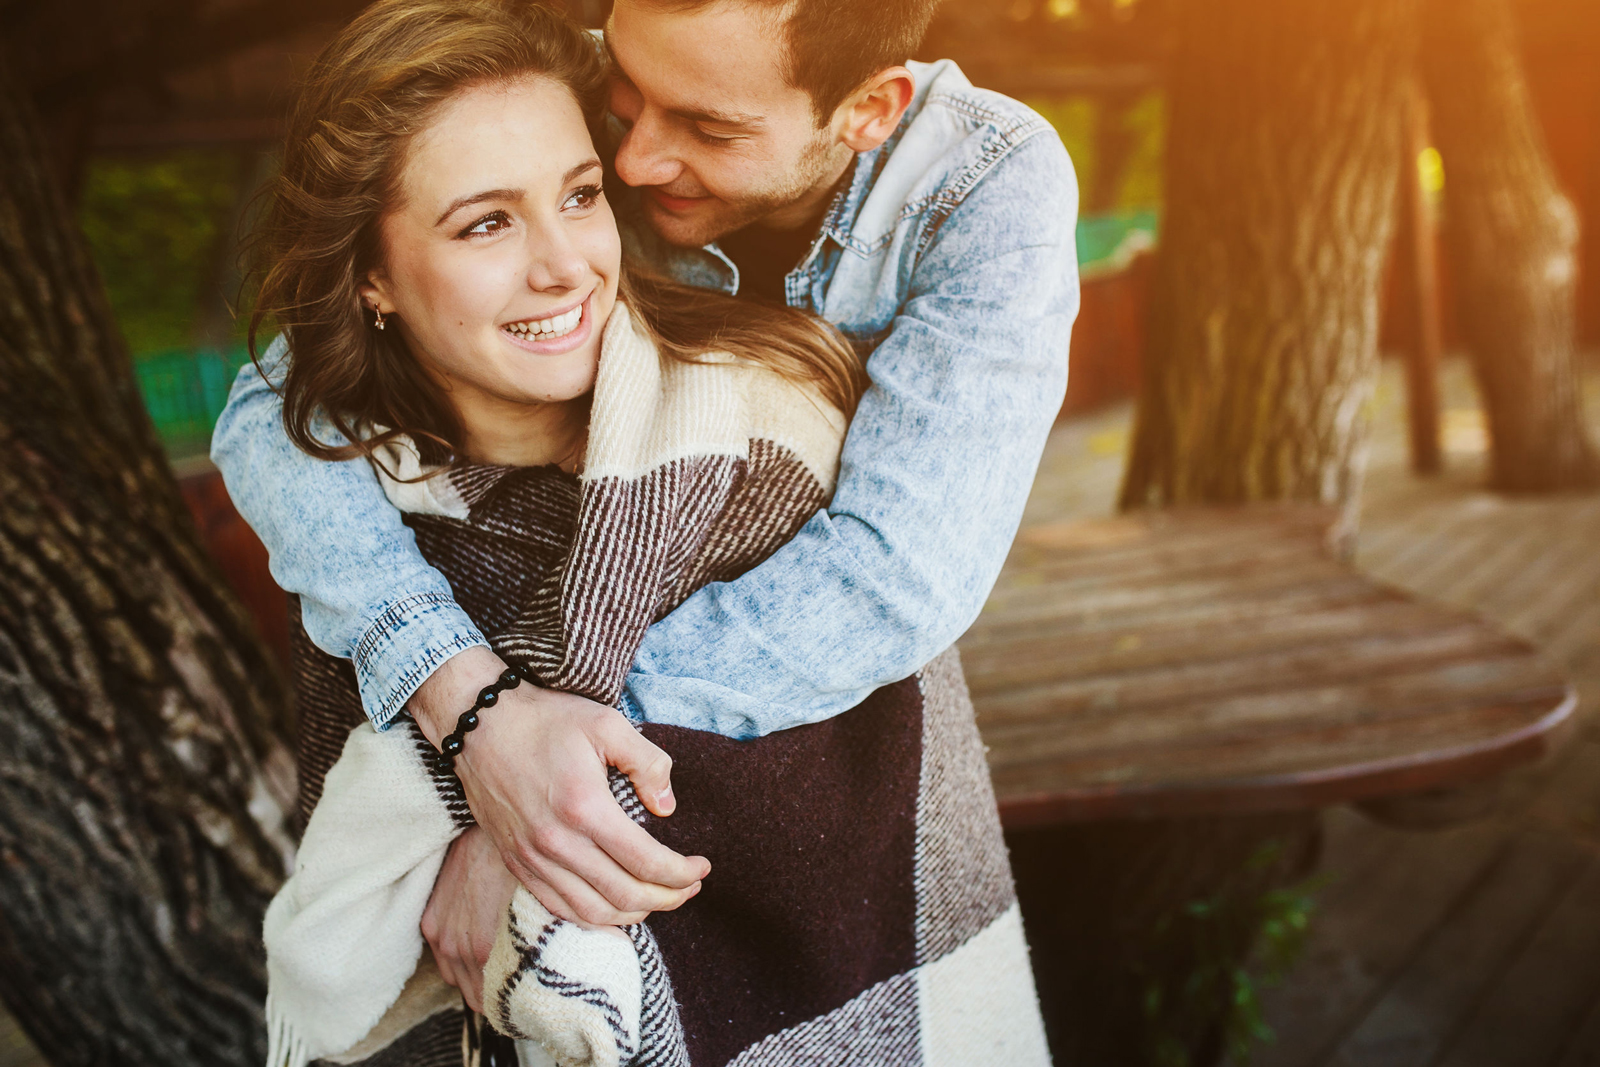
[[439, 666, 523, 770]]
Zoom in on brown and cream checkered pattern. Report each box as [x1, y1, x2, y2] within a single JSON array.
[[288, 306, 1048, 1066]]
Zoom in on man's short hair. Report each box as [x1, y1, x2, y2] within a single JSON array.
[[658, 0, 940, 121]]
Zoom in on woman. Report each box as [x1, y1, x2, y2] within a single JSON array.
[[250, 2, 1048, 1066]]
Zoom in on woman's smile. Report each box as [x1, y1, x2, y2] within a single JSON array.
[[500, 291, 592, 354]]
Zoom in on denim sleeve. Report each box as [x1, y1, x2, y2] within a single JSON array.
[[622, 133, 1080, 737], [209, 339, 488, 729]]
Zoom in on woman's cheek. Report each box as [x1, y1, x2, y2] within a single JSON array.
[[584, 206, 623, 286], [469, 246, 522, 321]]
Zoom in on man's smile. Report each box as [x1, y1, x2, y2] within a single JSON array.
[[647, 188, 715, 213]]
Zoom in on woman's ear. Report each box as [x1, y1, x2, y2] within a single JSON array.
[[358, 268, 395, 317], [833, 67, 915, 155]]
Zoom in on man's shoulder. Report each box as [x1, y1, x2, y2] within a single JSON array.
[[903, 60, 1053, 146], [839, 60, 1071, 251]]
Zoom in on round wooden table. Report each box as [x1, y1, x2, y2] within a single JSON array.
[[959, 505, 1577, 828]]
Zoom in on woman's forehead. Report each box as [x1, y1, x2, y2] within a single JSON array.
[[400, 77, 594, 210]]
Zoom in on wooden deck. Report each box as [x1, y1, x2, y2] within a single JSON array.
[[1241, 481, 1600, 1067]]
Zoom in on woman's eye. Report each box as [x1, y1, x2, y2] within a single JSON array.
[[564, 184, 604, 211], [460, 211, 511, 238]]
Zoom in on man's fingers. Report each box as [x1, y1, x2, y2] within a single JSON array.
[[533, 854, 654, 925], [431, 938, 480, 1012], [649, 879, 703, 913], [600, 719, 677, 817], [579, 797, 711, 888], [434, 930, 484, 1014], [494, 794, 704, 903], [447, 693, 709, 927], [533, 832, 705, 923], [579, 843, 703, 916], [519, 872, 590, 925], [458, 967, 484, 1015]]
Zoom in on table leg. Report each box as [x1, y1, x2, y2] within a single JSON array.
[[1006, 810, 1322, 1067]]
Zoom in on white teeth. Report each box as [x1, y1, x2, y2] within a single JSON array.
[[505, 304, 583, 341]]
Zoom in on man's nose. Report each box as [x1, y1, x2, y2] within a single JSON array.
[[613, 111, 685, 189]]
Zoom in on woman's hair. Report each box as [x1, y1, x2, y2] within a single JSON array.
[[621, 269, 866, 426], [250, 0, 866, 467]]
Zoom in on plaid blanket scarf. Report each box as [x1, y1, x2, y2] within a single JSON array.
[[264, 304, 1050, 1067]]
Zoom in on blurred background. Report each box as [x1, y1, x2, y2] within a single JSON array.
[[1, 1, 1598, 1066], [18, 0, 1597, 461]]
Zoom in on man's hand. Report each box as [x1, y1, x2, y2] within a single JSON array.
[[422, 827, 518, 1013], [412, 647, 709, 925]]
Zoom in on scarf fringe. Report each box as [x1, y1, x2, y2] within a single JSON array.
[[266, 992, 314, 1067]]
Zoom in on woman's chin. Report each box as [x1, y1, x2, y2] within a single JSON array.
[[502, 374, 597, 407]]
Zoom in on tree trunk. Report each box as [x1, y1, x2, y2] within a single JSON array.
[[1419, 0, 1598, 492], [0, 69, 294, 1066], [1119, 0, 1419, 513], [1103, 7, 1418, 1060]]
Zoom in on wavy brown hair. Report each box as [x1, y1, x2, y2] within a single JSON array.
[[250, 0, 865, 467]]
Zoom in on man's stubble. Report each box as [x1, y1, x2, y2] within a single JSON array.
[[646, 131, 850, 248]]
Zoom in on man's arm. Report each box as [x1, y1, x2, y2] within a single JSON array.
[[622, 132, 1080, 736], [211, 338, 489, 729]]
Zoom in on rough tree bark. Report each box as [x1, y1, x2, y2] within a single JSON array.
[[1420, 0, 1598, 492], [0, 70, 294, 1065], [1119, 0, 1420, 513]]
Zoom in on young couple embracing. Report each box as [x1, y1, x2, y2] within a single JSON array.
[[219, 0, 1079, 1063]]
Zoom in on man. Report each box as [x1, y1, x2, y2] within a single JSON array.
[[215, 0, 1078, 1008]]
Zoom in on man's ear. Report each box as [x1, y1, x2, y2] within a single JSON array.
[[833, 66, 915, 154]]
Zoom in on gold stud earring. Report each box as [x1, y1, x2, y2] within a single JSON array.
[[373, 307, 386, 331]]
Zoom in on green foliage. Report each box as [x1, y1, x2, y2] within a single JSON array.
[[1116, 92, 1166, 213], [77, 150, 246, 356], [1029, 96, 1099, 194], [1027, 91, 1166, 215], [1136, 840, 1319, 1067]]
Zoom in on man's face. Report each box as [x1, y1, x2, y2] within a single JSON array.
[[607, 0, 851, 247]]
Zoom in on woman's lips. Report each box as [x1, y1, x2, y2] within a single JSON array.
[[500, 292, 594, 355]]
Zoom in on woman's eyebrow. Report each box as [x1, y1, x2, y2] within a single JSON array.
[[433, 162, 601, 227], [435, 188, 523, 226]]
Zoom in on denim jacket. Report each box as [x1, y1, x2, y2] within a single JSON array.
[[212, 59, 1080, 736]]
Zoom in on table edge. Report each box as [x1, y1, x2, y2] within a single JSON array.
[[995, 684, 1579, 828]]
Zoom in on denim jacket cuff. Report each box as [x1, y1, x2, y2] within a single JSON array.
[[616, 687, 645, 724], [353, 592, 490, 729]]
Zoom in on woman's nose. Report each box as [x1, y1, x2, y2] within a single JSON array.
[[523, 228, 589, 292], [612, 111, 685, 189]]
